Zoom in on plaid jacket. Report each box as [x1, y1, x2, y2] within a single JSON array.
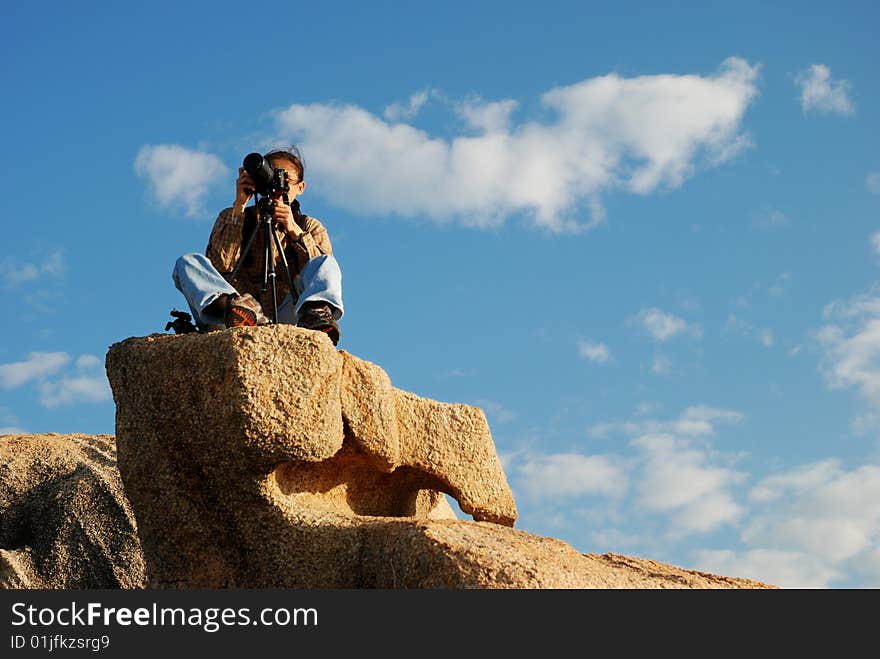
[[205, 205, 333, 311]]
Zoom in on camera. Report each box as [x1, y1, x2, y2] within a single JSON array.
[[242, 152, 290, 198]]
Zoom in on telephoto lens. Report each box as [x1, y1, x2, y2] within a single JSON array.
[[242, 153, 275, 195]]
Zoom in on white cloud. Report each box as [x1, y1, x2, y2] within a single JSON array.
[[749, 460, 842, 503], [455, 97, 519, 133], [851, 547, 880, 585], [851, 412, 880, 438], [515, 452, 627, 499], [578, 339, 611, 363], [75, 354, 102, 370], [680, 491, 744, 533], [871, 232, 880, 258], [815, 289, 880, 404], [867, 172, 880, 195], [743, 463, 880, 570], [0, 352, 70, 388], [591, 527, 644, 551], [633, 307, 701, 342], [273, 57, 759, 232], [0, 351, 112, 409], [675, 405, 744, 436], [632, 432, 746, 532], [134, 144, 229, 218], [632, 434, 745, 533], [584, 406, 746, 534], [0, 427, 24, 434], [694, 549, 841, 589], [590, 405, 743, 439], [383, 89, 433, 122], [795, 64, 855, 115], [39, 375, 111, 408], [0, 250, 66, 287]]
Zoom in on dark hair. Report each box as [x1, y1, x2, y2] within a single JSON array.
[[264, 145, 305, 183]]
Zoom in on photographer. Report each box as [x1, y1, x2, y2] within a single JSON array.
[[172, 146, 343, 345]]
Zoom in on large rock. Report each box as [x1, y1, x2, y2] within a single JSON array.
[[0, 433, 146, 589], [0, 433, 773, 589], [101, 325, 774, 589]]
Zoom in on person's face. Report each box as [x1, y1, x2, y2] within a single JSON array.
[[268, 157, 305, 202]]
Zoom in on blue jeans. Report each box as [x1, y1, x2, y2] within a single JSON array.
[[172, 252, 344, 329]]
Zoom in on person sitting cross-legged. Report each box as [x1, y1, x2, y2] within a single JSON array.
[[172, 145, 343, 345]]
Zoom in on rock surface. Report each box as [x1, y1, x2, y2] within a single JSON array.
[[0, 428, 772, 588], [94, 325, 775, 589], [0, 433, 146, 589]]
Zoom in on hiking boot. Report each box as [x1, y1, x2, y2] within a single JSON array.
[[297, 302, 340, 345], [224, 293, 270, 328]]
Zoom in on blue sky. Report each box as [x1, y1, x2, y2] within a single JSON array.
[[2, 1, 879, 588]]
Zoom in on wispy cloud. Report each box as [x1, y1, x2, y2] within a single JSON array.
[[631, 307, 702, 342], [795, 64, 855, 116], [134, 144, 229, 219], [871, 233, 880, 258], [695, 548, 842, 589], [589, 405, 747, 534], [851, 411, 880, 438], [273, 57, 759, 232], [731, 272, 792, 309], [0, 250, 66, 287], [383, 89, 434, 122], [455, 96, 519, 133], [725, 313, 775, 348], [0, 406, 21, 434], [634, 432, 747, 532], [515, 452, 628, 500], [528, 399, 880, 587], [0, 351, 110, 409], [815, 288, 880, 404], [577, 339, 612, 363], [591, 405, 744, 440], [39, 375, 111, 408], [868, 172, 880, 196], [739, 461, 880, 581], [748, 460, 842, 503], [0, 352, 70, 388], [38, 351, 109, 408], [75, 355, 102, 369]]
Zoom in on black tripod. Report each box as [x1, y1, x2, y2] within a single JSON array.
[[227, 195, 298, 324]]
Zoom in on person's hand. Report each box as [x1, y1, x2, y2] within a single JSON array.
[[272, 200, 302, 238], [233, 167, 255, 211]]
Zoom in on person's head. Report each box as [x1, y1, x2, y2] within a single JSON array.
[[265, 145, 306, 202]]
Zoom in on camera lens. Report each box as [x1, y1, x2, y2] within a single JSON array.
[[243, 153, 275, 194]]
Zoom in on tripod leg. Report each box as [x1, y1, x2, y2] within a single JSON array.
[[271, 225, 298, 311], [229, 209, 261, 284], [263, 218, 279, 324]]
